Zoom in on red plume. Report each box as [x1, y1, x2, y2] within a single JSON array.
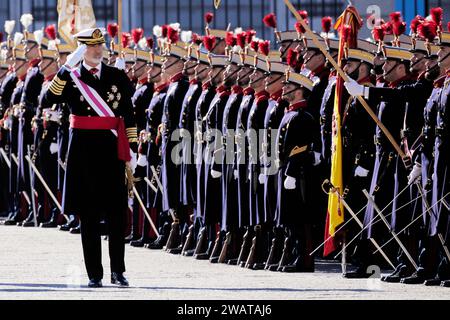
[[410, 16, 424, 34], [205, 12, 214, 24], [236, 32, 246, 49], [250, 40, 259, 52], [295, 21, 308, 34], [430, 7, 443, 26], [192, 33, 203, 45], [389, 12, 402, 23], [372, 26, 385, 42], [161, 25, 168, 38], [245, 29, 256, 44], [322, 16, 332, 33], [263, 13, 277, 29], [298, 10, 308, 20], [393, 21, 406, 36], [418, 21, 438, 42], [167, 27, 179, 44], [203, 35, 216, 52], [382, 22, 393, 35], [45, 24, 57, 40], [286, 48, 301, 71], [107, 23, 118, 38], [146, 37, 154, 49], [258, 40, 270, 57], [122, 32, 131, 48], [225, 32, 236, 47], [132, 28, 144, 44]]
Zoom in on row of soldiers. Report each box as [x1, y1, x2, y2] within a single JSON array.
[[1, 7, 450, 285]]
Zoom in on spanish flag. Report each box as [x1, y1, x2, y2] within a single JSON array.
[[323, 6, 362, 257], [57, 0, 97, 46]]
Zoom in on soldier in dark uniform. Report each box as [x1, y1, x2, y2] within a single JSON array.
[[274, 70, 316, 272], [344, 46, 416, 278], [43, 28, 138, 288], [4, 46, 27, 225]]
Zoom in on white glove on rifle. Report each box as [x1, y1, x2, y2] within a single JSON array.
[[354, 165, 370, 178], [284, 176, 296, 190], [115, 57, 126, 71], [49, 142, 59, 155], [137, 153, 148, 167], [344, 78, 369, 98], [258, 173, 265, 185], [313, 152, 321, 166], [408, 163, 422, 185], [211, 169, 222, 178], [65, 44, 87, 69], [234, 169, 238, 180]]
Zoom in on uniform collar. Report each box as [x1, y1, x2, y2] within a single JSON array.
[[270, 89, 283, 101], [388, 74, 413, 88], [28, 58, 41, 69], [155, 82, 169, 93], [243, 87, 255, 96], [169, 72, 184, 83], [255, 90, 270, 103], [216, 84, 227, 94], [357, 75, 373, 85], [82, 60, 102, 78], [218, 86, 231, 98], [19, 74, 26, 81], [202, 81, 212, 90], [189, 79, 198, 85], [138, 77, 148, 85], [45, 73, 57, 82], [434, 75, 447, 88], [232, 85, 243, 95], [288, 99, 308, 112], [310, 65, 329, 79]]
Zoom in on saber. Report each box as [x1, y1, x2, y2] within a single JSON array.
[[144, 177, 158, 193], [321, 180, 396, 269], [284, 0, 407, 162], [333, 180, 414, 258], [311, 179, 368, 255], [363, 189, 418, 270], [58, 159, 66, 171], [149, 165, 177, 221], [132, 186, 160, 237], [0, 147, 11, 168], [25, 155, 69, 222], [27, 146, 38, 227]]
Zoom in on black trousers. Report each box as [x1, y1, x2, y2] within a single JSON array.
[[80, 207, 127, 280]]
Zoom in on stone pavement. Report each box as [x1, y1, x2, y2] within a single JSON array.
[[0, 222, 449, 300]]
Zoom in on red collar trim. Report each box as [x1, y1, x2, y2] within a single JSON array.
[[138, 77, 148, 85], [202, 81, 212, 90], [170, 72, 183, 83], [329, 70, 337, 78], [45, 73, 57, 82], [310, 66, 328, 79], [219, 88, 231, 98], [255, 90, 270, 103], [190, 79, 198, 85], [288, 100, 308, 111], [243, 87, 255, 96], [434, 75, 447, 88], [232, 85, 243, 95], [19, 74, 26, 81], [270, 89, 283, 101], [29, 58, 41, 68], [216, 85, 227, 94], [155, 82, 169, 93], [388, 74, 413, 88], [357, 76, 372, 85]]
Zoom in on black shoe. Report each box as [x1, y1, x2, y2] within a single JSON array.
[[441, 280, 450, 287], [381, 264, 409, 283], [22, 219, 37, 227], [401, 271, 427, 285], [343, 266, 372, 279], [424, 276, 441, 286], [40, 220, 58, 228], [281, 264, 315, 273], [146, 235, 168, 249], [70, 226, 81, 234], [130, 239, 151, 247], [111, 272, 129, 287], [88, 279, 103, 288]]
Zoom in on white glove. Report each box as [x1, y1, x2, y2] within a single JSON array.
[[408, 163, 422, 185], [313, 152, 321, 166], [211, 169, 222, 178], [432, 173, 436, 181], [354, 165, 370, 178], [234, 169, 238, 180], [258, 173, 265, 184], [115, 57, 126, 71], [129, 151, 137, 174], [284, 176, 296, 190], [49, 142, 59, 155], [65, 44, 87, 69], [137, 153, 148, 167], [344, 78, 367, 98]]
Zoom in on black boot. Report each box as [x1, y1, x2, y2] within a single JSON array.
[[41, 208, 60, 228], [381, 264, 411, 283], [146, 223, 170, 249], [60, 215, 78, 231], [69, 224, 81, 234], [22, 206, 44, 227], [4, 209, 22, 225]]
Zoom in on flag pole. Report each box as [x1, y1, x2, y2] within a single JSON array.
[[118, 0, 123, 58]]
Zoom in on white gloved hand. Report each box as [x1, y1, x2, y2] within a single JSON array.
[[234, 169, 238, 180], [129, 151, 137, 174], [354, 165, 370, 178], [115, 57, 126, 71], [284, 176, 296, 190], [137, 153, 148, 167], [432, 173, 436, 181], [211, 169, 222, 178], [65, 44, 87, 69], [313, 152, 321, 166], [344, 78, 366, 97], [408, 163, 422, 185], [258, 173, 265, 184], [49, 142, 59, 155]]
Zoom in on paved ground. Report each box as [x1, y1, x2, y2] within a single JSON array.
[[0, 222, 449, 300]]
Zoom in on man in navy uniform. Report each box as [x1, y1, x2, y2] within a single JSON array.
[[43, 28, 138, 288]]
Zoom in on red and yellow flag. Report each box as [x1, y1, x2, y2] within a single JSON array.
[[57, 0, 97, 46], [323, 6, 362, 257]]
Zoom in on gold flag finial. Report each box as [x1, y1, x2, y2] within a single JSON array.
[[214, 0, 221, 9]]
